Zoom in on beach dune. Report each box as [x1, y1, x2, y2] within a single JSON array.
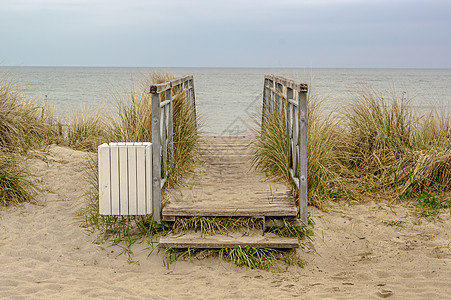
[[0, 145, 450, 299]]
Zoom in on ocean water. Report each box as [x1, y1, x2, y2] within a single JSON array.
[[1, 67, 450, 136]]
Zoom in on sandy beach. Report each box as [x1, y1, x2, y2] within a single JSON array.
[[0, 145, 450, 299]]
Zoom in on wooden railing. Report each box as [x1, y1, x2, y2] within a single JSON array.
[[262, 75, 308, 225], [149, 75, 196, 222]]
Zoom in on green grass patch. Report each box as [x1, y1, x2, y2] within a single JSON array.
[[382, 220, 406, 228], [163, 246, 303, 271], [416, 193, 451, 219]]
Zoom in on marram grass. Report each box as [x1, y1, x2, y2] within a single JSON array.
[[0, 153, 35, 206], [252, 92, 343, 209], [67, 106, 108, 152], [0, 79, 60, 153], [253, 86, 450, 210], [342, 88, 451, 197], [0, 78, 57, 207]]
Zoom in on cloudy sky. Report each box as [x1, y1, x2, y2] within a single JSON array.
[[1, 0, 450, 68]]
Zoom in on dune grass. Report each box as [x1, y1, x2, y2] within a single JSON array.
[[0, 79, 58, 206], [67, 107, 107, 152], [253, 92, 343, 209], [342, 88, 450, 198], [253, 85, 450, 211], [0, 79, 60, 153], [0, 153, 36, 206]]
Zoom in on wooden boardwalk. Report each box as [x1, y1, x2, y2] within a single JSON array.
[[162, 136, 297, 220]]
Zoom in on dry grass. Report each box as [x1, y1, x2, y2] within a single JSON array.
[[165, 89, 199, 188], [342, 88, 450, 198], [0, 79, 60, 153], [253, 92, 342, 209], [67, 107, 108, 152], [0, 79, 58, 206], [254, 85, 450, 209], [0, 152, 36, 206]]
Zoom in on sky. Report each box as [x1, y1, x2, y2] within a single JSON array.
[[1, 0, 450, 68]]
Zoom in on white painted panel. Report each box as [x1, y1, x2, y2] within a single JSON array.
[[98, 144, 111, 215], [128, 146, 137, 215], [119, 146, 129, 215], [136, 146, 147, 215], [110, 146, 120, 215]]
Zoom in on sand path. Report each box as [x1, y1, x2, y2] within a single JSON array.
[[0, 146, 450, 299]]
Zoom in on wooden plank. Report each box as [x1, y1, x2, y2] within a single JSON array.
[[110, 145, 120, 215], [162, 208, 297, 219], [119, 146, 129, 215], [98, 144, 111, 215], [159, 233, 299, 249], [136, 146, 147, 215], [128, 146, 137, 215], [150, 82, 171, 94], [163, 136, 297, 219]]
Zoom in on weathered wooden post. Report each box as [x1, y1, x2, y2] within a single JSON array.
[[298, 84, 308, 225], [150, 85, 162, 223]]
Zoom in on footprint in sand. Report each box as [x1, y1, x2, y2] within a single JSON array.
[[377, 289, 393, 298]]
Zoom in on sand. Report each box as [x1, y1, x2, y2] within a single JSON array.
[[0, 145, 450, 299]]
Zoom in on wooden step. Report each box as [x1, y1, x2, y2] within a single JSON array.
[[162, 205, 297, 220], [158, 232, 299, 249]]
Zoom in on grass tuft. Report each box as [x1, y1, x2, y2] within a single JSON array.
[[0, 79, 60, 153], [67, 107, 108, 152], [163, 246, 303, 271], [172, 216, 261, 236], [415, 193, 450, 219], [0, 152, 35, 206]]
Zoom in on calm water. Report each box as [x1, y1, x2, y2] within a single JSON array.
[[1, 67, 450, 136]]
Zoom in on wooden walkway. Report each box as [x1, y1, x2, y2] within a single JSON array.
[[162, 136, 297, 221]]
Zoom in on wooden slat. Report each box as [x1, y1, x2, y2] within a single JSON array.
[[159, 233, 299, 249], [136, 146, 147, 215], [162, 206, 297, 219], [163, 137, 297, 219], [98, 144, 111, 215], [128, 146, 137, 215], [109, 146, 120, 215], [119, 146, 129, 215]]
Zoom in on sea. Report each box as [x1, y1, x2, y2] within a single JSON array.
[[1, 67, 450, 136]]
